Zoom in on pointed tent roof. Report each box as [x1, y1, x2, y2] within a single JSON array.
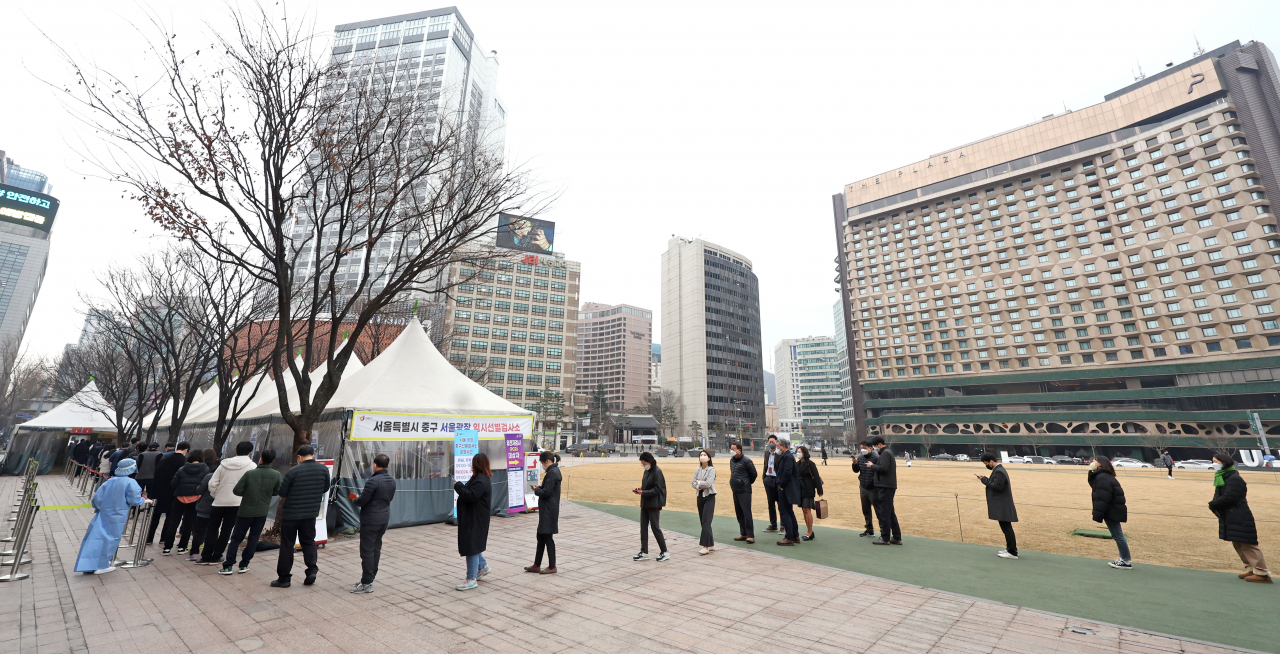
[[238, 346, 365, 420], [325, 319, 532, 416], [20, 381, 120, 432]]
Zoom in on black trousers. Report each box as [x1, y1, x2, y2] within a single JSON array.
[[762, 477, 779, 527], [639, 508, 667, 554], [224, 515, 267, 568], [1166, 464, 1174, 476], [859, 486, 875, 531], [277, 518, 318, 582], [732, 491, 754, 538], [779, 500, 799, 541], [199, 506, 238, 563], [697, 494, 716, 547], [535, 533, 556, 567], [998, 520, 1017, 555], [876, 487, 901, 541], [137, 478, 153, 498], [147, 494, 173, 544], [359, 521, 388, 584], [161, 500, 194, 549]]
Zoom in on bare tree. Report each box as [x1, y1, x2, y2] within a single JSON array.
[[1201, 430, 1243, 458], [0, 336, 51, 441], [52, 335, 142, 442], [1139, 431, 1179, 463], [63, 7, 548, 461], [917, 429, 938, 459]]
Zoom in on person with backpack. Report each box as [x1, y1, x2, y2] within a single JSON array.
[[1209, 454, 1271, 583], [728, 441, 757, 544], [224, 449, 282, 576], [162, 450, 209, 556], [632, 452, 669, 562], [1088, 456, 1131, 570], [147, 442, 189, 545], [350, 453, 396, 591], [525, 451, 561, 574]]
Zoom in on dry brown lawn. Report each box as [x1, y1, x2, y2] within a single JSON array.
[[559, 458, 1280, 573]]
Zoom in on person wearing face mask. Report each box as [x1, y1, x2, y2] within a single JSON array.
[[691, 449, 718, 555], [1087, 456, 1131, 570], [1208, 453, 1270, 583], [795, 446, 824, 541], [866, 436, 900, 545], [853, 442, 878, 537], [632, 452, 670, 562], [728, 441, 757, 544], [526, 452, 561, 574], [761, 435, 780, 533], [773, 439, 801, 545], [976, 453, 1018, 559]]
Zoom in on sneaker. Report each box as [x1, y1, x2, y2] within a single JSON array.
[[176, 547, 189, 554], [455, 579, 478, 591], [270, 579, 291, 588], [218, 566, 234, 575], [1108, 560, 1133, 570], [94, 566, 117, 575], [632, 552, 650, 561], [186, 554, 200, 562], [476, 566, 491, 580], [656, 552, 671, 562], [161, 549, 172, 556], [196, 560, 220, 566], [524, 565, 541, 573], [859, 530, 876, 538], [538, 566, 557, 574], [698, 547, 709, 555], [351, 583, 374, 593], [997, 550, 1019, 560]]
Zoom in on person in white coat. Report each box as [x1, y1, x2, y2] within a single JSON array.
[[691, 449, 717, 555]]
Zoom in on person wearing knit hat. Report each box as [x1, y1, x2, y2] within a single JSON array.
[[74, 456, 152, 574]]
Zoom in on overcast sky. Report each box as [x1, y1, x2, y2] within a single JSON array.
[[5, 1, 1279, 370]]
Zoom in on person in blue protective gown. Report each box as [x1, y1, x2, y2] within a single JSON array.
[[75, 457, 152, 574]]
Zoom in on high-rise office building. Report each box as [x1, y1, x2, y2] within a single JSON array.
[[575, 302, 652, 411], [834, 40, 1280, 444], [650, 343, 662, 396], [833, 300, 855, 430], [660, 237, 765, 436], [0, 152, 59, 348], [773, 336, 844, 428]]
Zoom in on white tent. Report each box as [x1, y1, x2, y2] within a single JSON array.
[[20, 381, 119, 432]]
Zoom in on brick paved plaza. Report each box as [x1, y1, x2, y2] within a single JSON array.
[[0, 474, 1254, 654]]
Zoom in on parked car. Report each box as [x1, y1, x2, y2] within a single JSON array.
[[1174, 459, 1220, 469], [954, 454, 970, 462], [1026, 456, 1056, 465], [1006, 456, 1027, 464], [1051, 455, 1081, 465], [930, 453, 955, 461], [1112, 457, 1155, 468]]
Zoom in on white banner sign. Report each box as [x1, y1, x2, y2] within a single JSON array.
[[349, 412, 532, 441]]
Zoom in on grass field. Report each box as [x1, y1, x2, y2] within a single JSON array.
[[558, 457, 1280, 573]]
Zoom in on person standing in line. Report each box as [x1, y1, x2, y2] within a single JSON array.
[[74, 458, 152, 575], [691, 448, 717, 555], [199, 442, 256, 566], [853, 442, 878, 537], [1088, 456, 1132, 570], [72, 438, 90, 477], [223, 449, 282, 575], [977, 453, 1018, 560], [1209, 454, 1271, 583], [147, 442, 189, 545], [109, 438, 140, 475], [632, 452, 670, 562], [795, 445, 824, 541], [349, 453, 396, 591], [453, 452, 493, 591], [98, 446, 114, 476], [774, 439, 800, 546], [1161, 450, 1175, 479], [135, 443, 162, 498], [526, 451, 561, 574], [728, 441, 757, 544], [867, 436, 901, 545], [162, 450, 208, 555], [820, 446, 828, 466], [271, 446, 330, 588], [761, 435, 780, 533], [179, 463, 215, 560]]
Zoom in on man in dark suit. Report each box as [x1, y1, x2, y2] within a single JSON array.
[[761, 435, 780, 533], [978, 453, 1019, 559], [868, 436, 901, 545], [774, 439, 801, 545]]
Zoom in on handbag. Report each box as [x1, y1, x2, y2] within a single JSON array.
[[815, 498, 829, 520]]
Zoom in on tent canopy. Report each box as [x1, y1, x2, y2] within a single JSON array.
[[19, 381, 119, 432]]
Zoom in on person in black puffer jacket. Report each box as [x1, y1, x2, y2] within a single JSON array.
[[852, 442, 877, 537], [1088, 456, 1131, 570], [1209, 454, 1271, 583], [727, 442, 757, 543], [162, 451, 209, 555], [351, 453, 397, 592], [271, 446, 330, 588]]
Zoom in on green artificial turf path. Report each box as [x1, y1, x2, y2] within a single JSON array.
[[575, 501, 1276, 653]]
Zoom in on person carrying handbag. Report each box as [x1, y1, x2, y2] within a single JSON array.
[[796, 446, 824, 541]]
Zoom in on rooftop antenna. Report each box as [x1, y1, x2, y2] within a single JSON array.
[[1133, 63, 1146, 81], [1193, 37, 1205, 57]]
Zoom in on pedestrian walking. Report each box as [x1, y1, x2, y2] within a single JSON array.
[[867, 436, 901, 545], [761, 435, 780, 533], [692, 448, 717, 555], [223, 448, 282, 576], [796, 445, 823, 541], [1088, 456, 1132, 570], [821, 446, 828, 466], [74, 458, 151, 575], [453, 452, 493, 591], [774, 438, 800, 546], [199, 442, 256, 566], [147, 442, 189, 545], [271, 445, 330, 588], [1161, 450, 1174, 479], [135, 443, 162, 498], [162, 450, 209, 555], [905, 451, 913, 468], [1208, 454, 1271, 583], [632, 452, 670, 562], [853, 442, 878, 537], [349, 453, 396, 591], [526, 452, 560, 574], [728, 441, 757, 544], [977, 453, 1018, 560]]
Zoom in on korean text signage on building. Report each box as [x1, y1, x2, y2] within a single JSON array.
[[0, 183, 58, 232]]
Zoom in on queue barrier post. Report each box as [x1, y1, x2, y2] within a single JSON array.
[[0, 497, 37, 582], [116, 504, 154, 569]]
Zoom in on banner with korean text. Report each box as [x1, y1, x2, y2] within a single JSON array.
[[348, 412, 532, 441]]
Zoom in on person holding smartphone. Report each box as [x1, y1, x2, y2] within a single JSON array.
[[632, 452, 670, 562], [526, 451, 561, 574], [977, 453, 1018, 559]]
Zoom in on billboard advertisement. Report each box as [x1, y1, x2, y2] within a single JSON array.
[[496, 213, 555, 254], [0, 184, 59, 232]]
